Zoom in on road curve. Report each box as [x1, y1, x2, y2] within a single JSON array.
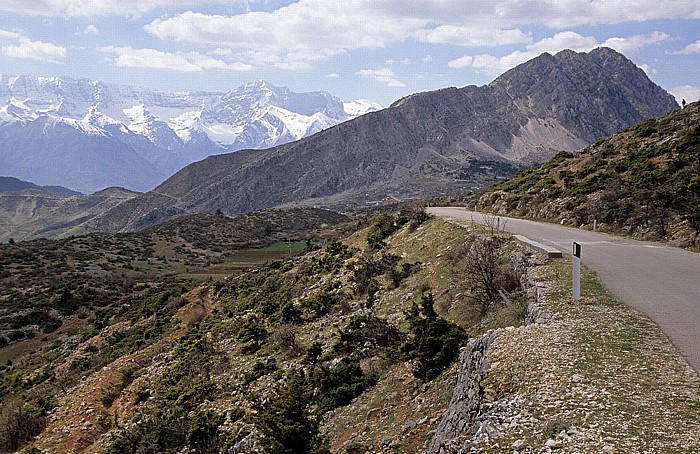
[[428, 207, 700, 375]]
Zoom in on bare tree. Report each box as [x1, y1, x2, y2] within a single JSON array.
[[464, 214, 518, 315]]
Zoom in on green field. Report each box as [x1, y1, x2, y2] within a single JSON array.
[[181, 241, 308, 279]]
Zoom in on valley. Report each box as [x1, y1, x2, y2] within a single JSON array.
[[1, 204, 698, 453]]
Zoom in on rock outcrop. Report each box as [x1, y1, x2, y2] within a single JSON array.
[[427, 334, 496, 454]]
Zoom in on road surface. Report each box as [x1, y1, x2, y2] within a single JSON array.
[[428, 207, 700, 375]]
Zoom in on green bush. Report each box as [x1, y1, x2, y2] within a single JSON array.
[[311, 359, 377, 413], [403, 293, 468, 381], [186, 410, 224, 453], [257, 370, 329, 454], [333, 314, 403, 357]]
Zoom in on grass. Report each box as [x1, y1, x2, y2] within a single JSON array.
[[477, 258, 700, 452], [179, 241, 309, 280]]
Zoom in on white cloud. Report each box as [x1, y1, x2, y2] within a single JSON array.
[[447, 55, 473, 69], [637, 63, 657, 76], [601, 32, 670, 54], [77, 25, 99, 36], [527, 31, 599, 53], [326, 73, 341, 79], [145, 3, 424, 68], [3, 0, 699, 26], [357, 68, 405, 87], [668, 40, 700, 55], [490, 0, 700, 28], [0, 29, 66, 63], [0, 0, 253, 18], [98, 46, 253, 72], [670, 85, 700, 104], [0, 29, 20, 40], [129, 0, 700, 71], [415, 25, 531, 47]]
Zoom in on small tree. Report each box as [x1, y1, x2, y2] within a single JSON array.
[[186, 410, 224, 453], [464, 216, 519, 315], [403, 292, 467, 381], [257, 370, 329, 454]]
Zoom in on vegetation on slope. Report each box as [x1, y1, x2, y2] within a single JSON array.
[[477, 101, 700, 247], [0, 203, 529, 453], [0, 208, 349, 351]]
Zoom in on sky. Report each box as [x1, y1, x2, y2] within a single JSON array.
[[0, 0, 699, 107]]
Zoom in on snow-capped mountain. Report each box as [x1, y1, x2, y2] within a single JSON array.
[[0, 75, 381, 193]]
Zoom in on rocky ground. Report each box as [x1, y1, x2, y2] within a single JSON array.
[[434, 260, 700, 453]]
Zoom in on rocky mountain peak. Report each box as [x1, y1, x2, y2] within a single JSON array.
[[489, 47, 677, 142], [132, 48, 678, 229]]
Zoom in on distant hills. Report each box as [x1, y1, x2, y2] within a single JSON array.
[[0, 186, 139, 243], [1, 48, 680, 241], [0, 176, 79, 196], [0, 77, 380, 193], [477, 100, 700, 247]]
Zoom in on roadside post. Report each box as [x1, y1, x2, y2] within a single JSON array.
[[572, 242, 581, 301]]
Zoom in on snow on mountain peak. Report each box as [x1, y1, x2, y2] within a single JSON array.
[[0, 74, 382, 190], [343, 99, 383, 117]]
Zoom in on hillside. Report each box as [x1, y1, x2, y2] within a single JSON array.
[[2, 205, 699, 453], [87, 47, 678, 232], [0, 187, 140, 243], [477, 101, 700, 247], [0, 204, 522, 452], [0, 208, 350, 359], [0, 177, 79, 196], [0, 48, 678, 241]]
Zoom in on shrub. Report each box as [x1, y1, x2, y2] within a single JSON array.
[[304, 342, 323, 364], [186, 410, 224, 453], [403, 292, 468, 381], [333, 314, 403, 357], [237, 317, 268, 354], [464, 235, 520, 314], [257, 370, 329, 454], [311, 359, 377, 413], [0, 397, 46, 453]]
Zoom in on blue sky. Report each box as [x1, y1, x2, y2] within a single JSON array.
[[0, 0, 698, 106]]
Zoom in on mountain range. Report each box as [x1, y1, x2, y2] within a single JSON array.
[[0, 47, 679, 241], [0, 77, 380, 193]]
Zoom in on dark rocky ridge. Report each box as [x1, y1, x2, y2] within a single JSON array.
[[0, 176, 79, 196], [3, 48, 679, 237]]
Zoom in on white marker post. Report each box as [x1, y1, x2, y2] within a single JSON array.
[[572, 242, 581, 301]]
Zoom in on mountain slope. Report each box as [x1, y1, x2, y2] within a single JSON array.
[[0, 176, 78, 196], [0, 77, 380, 193], [477, 101, 700, 247], [1, 48, 679, 240], [0, 187, 139, 243], [3, 206, 699, 453], [97, 47, 677, 230]]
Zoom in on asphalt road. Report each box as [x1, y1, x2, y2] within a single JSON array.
[[428, 207, 700, 375]]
